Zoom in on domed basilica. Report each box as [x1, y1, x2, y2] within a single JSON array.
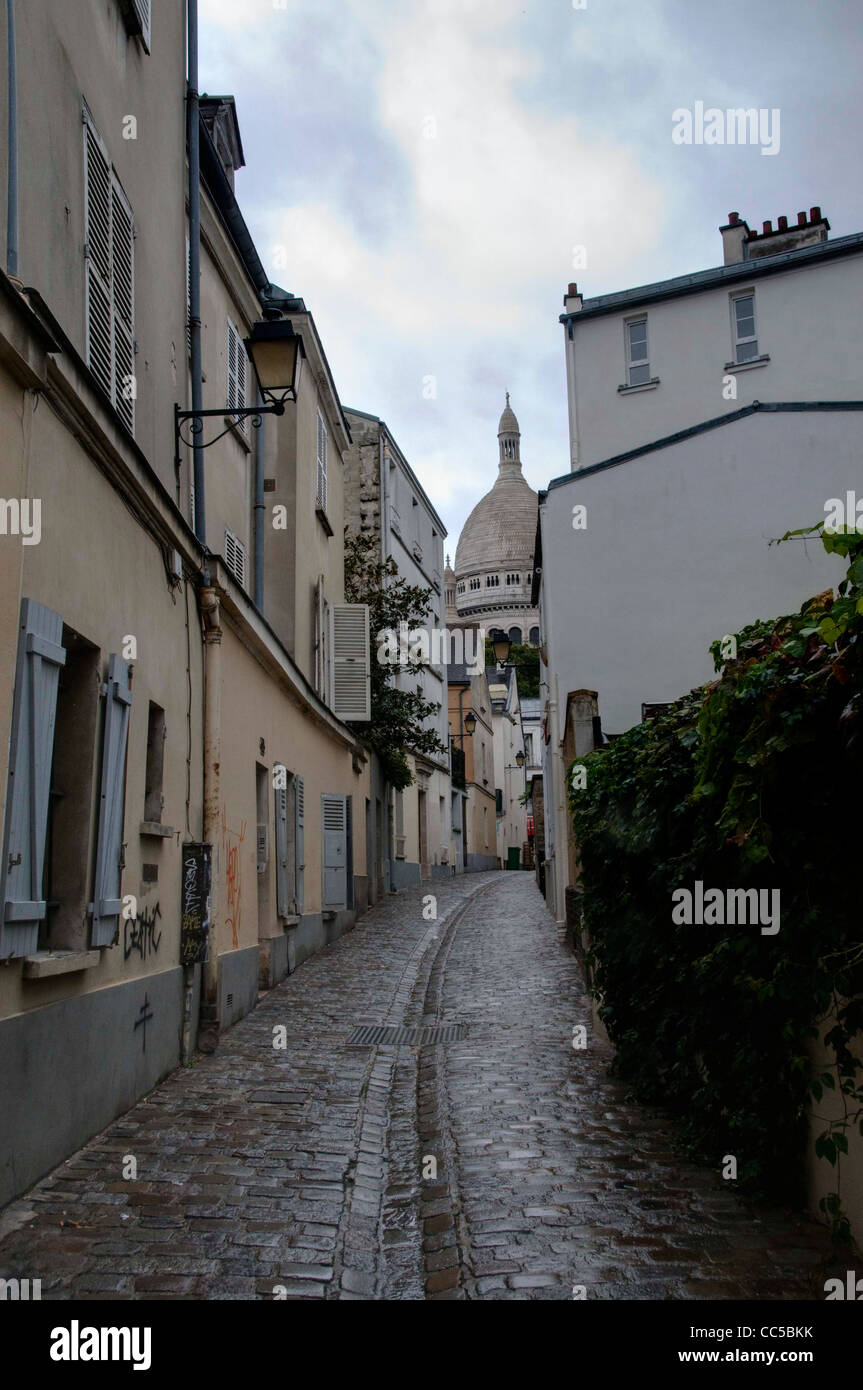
[[444, 396, 540, 646]]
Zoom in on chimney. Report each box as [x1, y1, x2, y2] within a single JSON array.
[[563, 281, 583, 313], [720, 212, 749, 265], [200, 96, 246, 191], [721, 206, 830, 264]]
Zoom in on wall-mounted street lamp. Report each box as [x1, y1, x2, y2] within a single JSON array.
[[490, 629, 512, 667], [449, 708, 476, 750], [174, 319, 305, 460]]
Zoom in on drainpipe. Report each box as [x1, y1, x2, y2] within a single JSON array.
[[253, 387, 265, 608], [187, 0, 205, 543], [538, 509, 566, 923], [199, 583, 222, 1026], [5, 0, 20, 284]]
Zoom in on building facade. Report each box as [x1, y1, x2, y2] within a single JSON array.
[[487, 664, 528, 868], [343, 408, 452, 889], [447, 665, 497, 872], [0, 2, 371, 1206]]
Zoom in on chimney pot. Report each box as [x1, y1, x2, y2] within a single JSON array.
[[568, 282, 578, 296], [810, 206, 821, 222], [728, 211, 739, 225], [762, 220, 772, 235], [797, 211, 807, 226], [778, 215, 788, 231]]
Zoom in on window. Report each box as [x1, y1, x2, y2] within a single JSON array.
[[485, 574, 500, 589], [328, 604, 371, 721], [224, 527, 247, 589], [469, 577, 480, 591], [84, 109, 135, 433], [731, 293, 758, 363], [505, 573, 520, 586], [226, 317, 247, 434], [524, 732, 534, 764], [495, 788, 503, 816], [508, 626, 522, 644], [120, 0, 151, 51], [316, 409, 328, 513], [0, 600, 133, 957], [529, 625, 540, 645], [143, 702, 166, 823], [625, 317, 649, 386]]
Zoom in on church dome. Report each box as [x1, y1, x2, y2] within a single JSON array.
[[454, 395, 538, 576]]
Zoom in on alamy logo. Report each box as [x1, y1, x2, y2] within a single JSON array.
[[824, 1271, 863, 1300], [824, 492, 863, 535], [671, 882, 780, 935], [376, 623, 485, 675], [0, 1277, 41, 1300], [50, 1321, 151, 1371], [0, 497, 41, 545], [672, 102, 780, 156]]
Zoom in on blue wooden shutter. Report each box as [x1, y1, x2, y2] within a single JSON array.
[[275, 784, 288, 919], [322, 794, 347, 911], [0, 600, 66, 958], [90, 654, 132, 946], [294, 776, 304, 912]]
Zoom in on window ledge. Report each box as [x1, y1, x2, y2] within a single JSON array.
[[724, 354, 771, 373], [316, 506, 334, 537], [280, 914, 301, 928], [223, 414, 252, 451], [23, 949, 101, 979], [139, 821, 174, 838], [617, 377, 660, 395], [322, 910, 337, 922]]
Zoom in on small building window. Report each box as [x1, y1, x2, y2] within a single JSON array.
[[226, 317, 248, 435], [508, 626, 521, 644], [316, 409, 328, 512], [224, 526, 248, 589], [529, 625, 540, 645], [731, 292, 758, 363], [626, 317, 650, 386]]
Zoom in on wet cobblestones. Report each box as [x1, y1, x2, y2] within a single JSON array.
[[0, 872, 837, 1299]]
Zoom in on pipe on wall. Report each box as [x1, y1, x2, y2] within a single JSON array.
[[253, 388, 265, 609], [6, 0, 19, 282], [187, 0, 205, 543]]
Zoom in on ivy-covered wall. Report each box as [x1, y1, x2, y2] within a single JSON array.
[[569, 525, 863, 1243]]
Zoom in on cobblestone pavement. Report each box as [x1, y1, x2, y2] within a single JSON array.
[[0, 872, 836, 1300]]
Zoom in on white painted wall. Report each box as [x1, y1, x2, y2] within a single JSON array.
[[564, 248, 863, 472], [540, 407, 858, 738]]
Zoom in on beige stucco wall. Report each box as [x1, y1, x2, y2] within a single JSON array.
[[214, 614, 367, 967], [0, 368, 205, 1020], [3, 0, 187, 497]]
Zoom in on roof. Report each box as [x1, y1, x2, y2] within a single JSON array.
[[560, 232, 863, 325], [455, 471, 539, 573], [343, 408, 447, 536], [545, 399, 863, 491]]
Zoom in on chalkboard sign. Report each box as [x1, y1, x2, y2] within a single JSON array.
[[181, 842, 211, 966]]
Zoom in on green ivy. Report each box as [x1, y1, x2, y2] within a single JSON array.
[[569, 524, 863, 1237]]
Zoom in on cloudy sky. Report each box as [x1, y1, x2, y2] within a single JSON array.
[[198, 0, 863, 556]]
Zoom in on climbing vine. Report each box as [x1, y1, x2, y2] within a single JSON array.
[[569, 523, 863, 1239]]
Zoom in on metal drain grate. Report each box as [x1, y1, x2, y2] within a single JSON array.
[[346, 1023, 467, 1047]]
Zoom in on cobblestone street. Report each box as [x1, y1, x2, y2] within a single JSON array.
[[0, 873, 834, 1301]]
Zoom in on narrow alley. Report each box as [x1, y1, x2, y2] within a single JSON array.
[[0, 874, 832, 1301]]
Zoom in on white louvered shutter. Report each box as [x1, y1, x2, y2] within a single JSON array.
[[112, 179, 135, 432], [131, 0, 151, 50], [85, 119, 112, 402], [275, 785, 289, 918], [226, 318, 247, 435], [224, 527, 247, 589], [0, 600, 66, 959], [328, 604, 370, 721], [294, 776, 304, 912], [321, 794, 347, 910], [90, 654, 132, 946], [316, 409, 327, 512]]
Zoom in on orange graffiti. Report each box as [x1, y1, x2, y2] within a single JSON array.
[[221, 806, 247, 950]]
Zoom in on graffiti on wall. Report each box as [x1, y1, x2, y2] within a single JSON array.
[[221, 808, 247, 950], [123, 903, 162, 961]]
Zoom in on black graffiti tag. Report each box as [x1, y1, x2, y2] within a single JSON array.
[[124, 902, 162, 961]]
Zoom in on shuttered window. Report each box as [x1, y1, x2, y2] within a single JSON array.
[[316, 409, 328, 513], [295, 776, 305, 912], [328, 604, 370, 721], [226, 317, 247, 435], [275, 784, 289, 919], [90, 654, 133, 946], [120, 0, 151, 51], [322, 794, 347, 911], [84, 110, 135, 433], [0, 600, 66, 959], [132, 0, 151, 51], [224, 527, 248, 590]]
